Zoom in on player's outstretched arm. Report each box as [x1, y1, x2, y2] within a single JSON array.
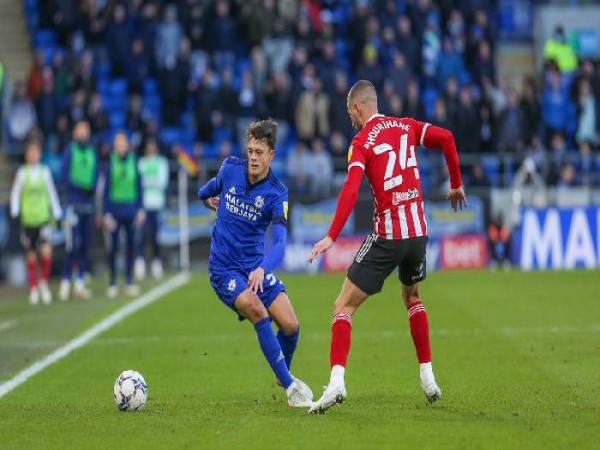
[[447, 186, 467, 211], [308, 166, 362, 263]]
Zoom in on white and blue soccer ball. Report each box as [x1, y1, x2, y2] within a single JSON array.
[[113, 370, 148, 411]]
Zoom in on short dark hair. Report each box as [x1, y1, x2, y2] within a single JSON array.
[[25, 136, 41, 152], [245, 119, 278, 150]]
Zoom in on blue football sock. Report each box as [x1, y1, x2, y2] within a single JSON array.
[[277, 328, 299, 370], [255, 318, 293, 389]]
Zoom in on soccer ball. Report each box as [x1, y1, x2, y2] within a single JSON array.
[[113, 370, 148, 411]]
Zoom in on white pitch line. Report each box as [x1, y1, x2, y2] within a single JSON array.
[[0, 272, 190, 399], [0, 319, 18, 334]]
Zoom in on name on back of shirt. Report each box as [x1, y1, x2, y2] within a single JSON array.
[[365, 119, 411, 149], [224, 191, 263, 222]]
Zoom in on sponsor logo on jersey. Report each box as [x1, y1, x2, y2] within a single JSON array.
[[392, 188, 419, 205], [347, 145, 353, 162], [283, 201, 288, 220], [224, 192, 263, 222]]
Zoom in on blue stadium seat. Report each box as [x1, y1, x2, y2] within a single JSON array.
[[109, 79, 128, 97], [109, 111, 127, 129], [421, 88, 438, 120], [143, 79, 158, 96], [33, 29, 57, 48], [202, 143, 219, 159], [160, 127, 183, 147]]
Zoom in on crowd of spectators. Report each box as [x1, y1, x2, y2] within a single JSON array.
[[6, 0, 600, 202]]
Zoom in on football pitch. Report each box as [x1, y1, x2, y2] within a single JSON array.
[[0, 270, 599, 449]]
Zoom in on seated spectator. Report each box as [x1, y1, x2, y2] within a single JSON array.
[[106, 4, 130, 77], [557, 163, 578, 188], [71, 50, 97, 99], [479, 104, 494, 152], [519, 76, 541, 147], [546, 133, 569, 185], [309, 138, 333, 200], [496, 90, 523, 155], [8, 81, 37, 144], [51, 51, 70, 97], [455, 85, 480, 153], [286, 142, 312, 197], [68, 88, 87, 124]]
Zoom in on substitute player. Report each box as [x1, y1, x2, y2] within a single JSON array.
[[308, 80, 467, 413], [10, 138, 62, 304], [198, 119, 313, 408], [102, 132, 145, 298], [59, 120, 98, 300]]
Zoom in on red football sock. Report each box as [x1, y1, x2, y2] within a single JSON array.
[[41, 256, 52, 281], [27, 259, 38, 289], [330, 313, 352, 368], [407, 300, 431, 364]]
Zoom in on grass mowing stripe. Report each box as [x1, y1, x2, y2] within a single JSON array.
[[0, 272, 190, 399], [0, 319, 18, 333]]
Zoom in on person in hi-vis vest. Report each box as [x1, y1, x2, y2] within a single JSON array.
[[135, 137, 169, 281], [59, 120, 98, 300], [102, 132, 145, 299], [10, 138, 62, 305]]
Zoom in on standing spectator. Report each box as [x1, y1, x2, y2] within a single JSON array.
[[315, 40, 339, 94], [543, 24, 577, 73], [295, 76, 330, 142], [576, 141, 595, 187], [437, 37, 464, 89], [10, 138, 62, 304], [236, 70, 259, 145], [138, 2, 159, 73], [519, 76, 541, 146], [59, 120, 98, 301], [309, 138, 333, 200], [545, 132, 568, 185], [239, 0, 271, 49], [35, 68, 60, 136], [155, 4, 183, 69], [355, 45, 385, 91], [209, 0, 237, 72], [328, 72, 352, 137], [159, 54, 188, 126], [403, 79, 425, 120], [263, 17, 294, 75], [443, 76, 460, 127], [396, 15, 420, 75], [8, 81, 37, 145], [487, 214, 511, 270], [106, 4, 131, 77], [471, 40, 495, 87], [479, 104, 494, 153], [286, 142, 312, 196], [455, 86, 480, 153], [103, 132, 145, 298], [217, 69, 239, 132], [386, 51, 411, 100], [542, 70, 571, 142], [348, 2, 369, 70], [195, 70, 220, 142], [265, 71, 293, 144], [51, 51, 70, 97], [136, 138, 169, 281], [469, 162, 491, 188], [126, 39, 150, 94], [431, 98, 450, 129], [575, 79, 597, 145], [71, 51, 97, 99], [86, 92, 109, 135], [422, 15, 442, 86], [496, 90, 523, 155], [26, 51, 44, 100]]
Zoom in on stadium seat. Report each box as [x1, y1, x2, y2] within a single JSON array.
[[109, 79, 128, 97], [421, 88, 438, 120], [33, 29, 57, 48], [143, 79, 158, 96], [109, 111, 127, 129], [161, 127, 183, 147]]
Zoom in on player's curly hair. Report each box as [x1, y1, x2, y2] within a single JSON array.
[[246, 119, 278, 150]]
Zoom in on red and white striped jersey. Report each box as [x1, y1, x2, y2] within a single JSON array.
[[348, 114, 431, 240]]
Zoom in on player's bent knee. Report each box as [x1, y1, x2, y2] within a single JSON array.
[[279, 317, 299, 335], [235, 292, 268, 324]]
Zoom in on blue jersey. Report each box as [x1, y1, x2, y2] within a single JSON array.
[[199, 157, 288, 274]]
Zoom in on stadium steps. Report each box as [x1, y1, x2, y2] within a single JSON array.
[[0, 0, 33, 83], [496, 43, 535, 89]]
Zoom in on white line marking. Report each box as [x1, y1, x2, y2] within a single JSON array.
[[0, 320, 17, 333], [0, 272, 190, 399]]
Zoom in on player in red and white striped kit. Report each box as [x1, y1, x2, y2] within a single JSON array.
[[308, 80, 466, 413]]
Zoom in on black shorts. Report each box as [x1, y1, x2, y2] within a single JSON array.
[[20, 226, 51, 250], [347, 235, 428, 295]]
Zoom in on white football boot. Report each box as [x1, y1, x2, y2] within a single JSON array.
[[151, 258, 163, 279], [29, 287, 40, 305], [73, 279, 91, 300], [286, 377, 314, 408], [39, 281, 53, 305], [58, 279, 70, 301], [420, 362, 442, 404], [134, 257, 146, 281], [309, 365, 347, 414], [107, 285, 119, 299]]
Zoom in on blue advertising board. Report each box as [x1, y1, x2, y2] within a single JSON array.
[[158, 201, 215, 246], [425, 196, 484, 237], [516, 207, 600, 270], [290, 198, 354, 241]]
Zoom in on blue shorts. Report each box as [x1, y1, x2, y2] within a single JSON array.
[[209, 266, 286, 314]]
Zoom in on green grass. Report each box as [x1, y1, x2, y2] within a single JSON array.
[[0, 270, 599, 449]]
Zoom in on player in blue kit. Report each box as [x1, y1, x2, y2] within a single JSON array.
[[198, 119, 313, 408]]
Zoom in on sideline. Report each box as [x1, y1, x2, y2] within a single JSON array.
[[0, 272, 190, 399]]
